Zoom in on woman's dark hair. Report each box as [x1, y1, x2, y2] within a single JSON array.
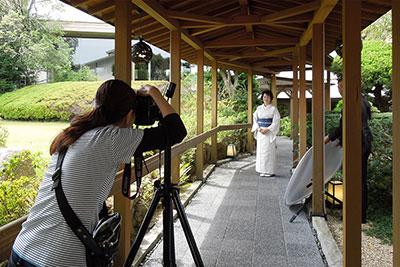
[[50, 79, 136, 154], [261, 90, 274, 102]]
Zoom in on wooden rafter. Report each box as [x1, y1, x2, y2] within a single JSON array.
[[88, 1, 114, 16], [166, 10, 227, 24], [300, 0, 339, 46], [215, 47, 295, 59], [261, 1, 321, 22], [251, 60, 293, 67], [239, 0, 254, 38], [204, 38, 299, 48]]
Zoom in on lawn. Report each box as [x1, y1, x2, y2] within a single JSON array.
[[2, 120, 69, 161]]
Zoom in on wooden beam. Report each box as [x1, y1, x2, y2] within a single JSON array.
[[211, 60, 218, 163], [196, 49, 204, 180], [261, 1, 321, 22], [204, 38, 298, 48], [88, 1, 115, 15], [248, 68, 254, 152], [342, 0, 362, 265], [393, 1, 400, 265], [311, 23, 325, 217], [191, 25, 225, 36], [251, 60, 293, 67], [133, 0, 215, 60], [170, 30, 181, 185], [300, 0, 338, 46], [299, 45, 307, 159], [69, 0, 87, 7], [292, 47, 299, 167], [166, 10, 227, 24], [271, 74, 277, 107], [214, 47, 295, 59], [239, 0, 254, 38], [114, 1, 132, 264]]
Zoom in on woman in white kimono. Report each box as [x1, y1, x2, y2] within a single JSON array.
[[252, 90, 281, 177]]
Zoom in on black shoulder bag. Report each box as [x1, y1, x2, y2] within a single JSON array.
[[51, 149, 121, 267]]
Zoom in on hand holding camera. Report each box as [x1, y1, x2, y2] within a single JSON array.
[[134, 82, 176, 126]]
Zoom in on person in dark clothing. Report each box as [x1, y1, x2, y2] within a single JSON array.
[[324, 78, 373, 223]]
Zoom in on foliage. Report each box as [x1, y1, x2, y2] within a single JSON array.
[[279, 116, 291, 137], [367, 113, 392, 205], [278, 104, 289, 117], [53, 65, 98, 82], [0, 0, 72, 90], [330, 40, 392, 112], [150, 54, 169, 80], [0, 81, 167, 121], [0, 118, 8, 147], [0, 150, 46, 226], [134, 54, 169, 80], [365, 203, 392, 244], [362, 10, 392, 44]]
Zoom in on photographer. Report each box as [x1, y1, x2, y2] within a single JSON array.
[[8, 80, 187, 267]]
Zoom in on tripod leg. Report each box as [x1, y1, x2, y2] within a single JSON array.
[[163, 190, 176, 267], [124, 186, 163, 267], [172, 189, 204, 267], [289, 195, 312, 223]]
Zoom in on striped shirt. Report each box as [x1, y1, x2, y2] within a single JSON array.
[[13, 125, 144, 267]]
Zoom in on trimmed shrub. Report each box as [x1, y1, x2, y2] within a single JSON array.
[[0, 81, 168, 121]]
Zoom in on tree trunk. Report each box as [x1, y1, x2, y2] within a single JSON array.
[[219, 69, 239, 98]]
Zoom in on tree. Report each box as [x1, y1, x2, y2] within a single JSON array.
[[150, 54, 169, 80], [331, 10, 393, 112], [362, 10, 391, 44], [0, 0, 71, 92], [331, 40, 392, 112]]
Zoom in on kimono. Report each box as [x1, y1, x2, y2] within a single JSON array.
[[252, 104, 281, 175]]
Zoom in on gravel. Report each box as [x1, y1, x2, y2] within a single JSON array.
[[326, 214, 393, 267]]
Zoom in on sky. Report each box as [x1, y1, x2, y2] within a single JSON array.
[[33, 0, 340, 97]]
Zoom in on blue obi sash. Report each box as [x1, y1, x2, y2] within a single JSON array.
[[258, 118, 272, 127]]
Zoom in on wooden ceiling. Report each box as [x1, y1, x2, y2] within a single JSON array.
[[61, 0, 391, 76]]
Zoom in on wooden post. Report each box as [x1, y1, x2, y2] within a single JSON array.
[[292, 47, 299, 167], [248, 69, 254, 152], [325, 70, 331, 111], [170, 30, 181, 184], [343, 0, 362, 265], [392, 1, 400, 265], [299, 45, 307, 159], [211, 60, 218, 163], [311, 23, 325, 217], [271, 74, 277, 107], [196, 49, 204, 180], [114, 0, 132, 264]]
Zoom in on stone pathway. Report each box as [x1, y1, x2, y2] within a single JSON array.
[[140, 137, 326, 267]]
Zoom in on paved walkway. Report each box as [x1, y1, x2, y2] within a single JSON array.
[[140, 137, 326, 267]]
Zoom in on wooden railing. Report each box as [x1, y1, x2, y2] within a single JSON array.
[[0, 123, 251, 261]]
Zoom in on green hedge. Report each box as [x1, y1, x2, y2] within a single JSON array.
[[0, 81, 168, 121]]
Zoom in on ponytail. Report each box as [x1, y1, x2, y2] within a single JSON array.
[[50, 80, 136, 155]]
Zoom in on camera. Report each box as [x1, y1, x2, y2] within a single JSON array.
[[134, 82, 176, 126]]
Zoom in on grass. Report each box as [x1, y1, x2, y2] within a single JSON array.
[[2, 120, 69, 161]]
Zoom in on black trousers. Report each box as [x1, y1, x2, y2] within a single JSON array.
[[362, 143, 371, 223]]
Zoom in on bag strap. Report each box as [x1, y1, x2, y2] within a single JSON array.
[[121, 155, 142, 200], [51, 149, 105, 257]]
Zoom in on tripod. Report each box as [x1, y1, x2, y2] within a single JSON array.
[[124, 142, 204, 267]]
